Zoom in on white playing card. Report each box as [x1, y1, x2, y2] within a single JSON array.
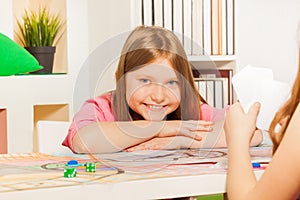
[[232, 65, 290, 130]]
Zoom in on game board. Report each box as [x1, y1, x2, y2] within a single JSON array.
[[0, 153, 122, 192], [0, 147, 272, 193]]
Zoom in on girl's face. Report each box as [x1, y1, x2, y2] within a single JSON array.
[[125, 58, 181, 121]]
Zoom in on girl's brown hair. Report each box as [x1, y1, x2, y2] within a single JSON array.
[[113, 25, 205, 121], [269, 51, 300, 153]]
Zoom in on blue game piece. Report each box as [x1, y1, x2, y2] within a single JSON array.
[[66, 160, 82, 167], [252, 162, 261, 168]]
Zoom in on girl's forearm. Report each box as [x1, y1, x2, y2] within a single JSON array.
[[227, 146, 257, 200], [72, 121, 164, 154], [198, 129, 263, 148]]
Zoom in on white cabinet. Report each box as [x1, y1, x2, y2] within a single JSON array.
[[0, 75, 72, 153], [0, 0, 90, 153]]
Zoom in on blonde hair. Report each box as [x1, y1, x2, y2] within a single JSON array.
[[113, 25, 205, 121]]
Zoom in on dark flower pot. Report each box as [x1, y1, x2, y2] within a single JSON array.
[[25, 46, 56, 74]]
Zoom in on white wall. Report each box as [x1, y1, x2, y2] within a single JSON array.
[[235, 0, 300, 85], [72, 0, 132, 113], [0, 0, 13, 37], [87, 0, 131, 98], [87, 0, 132, 52]]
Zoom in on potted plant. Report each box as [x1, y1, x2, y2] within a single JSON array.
[[16, 7, 65, 74]]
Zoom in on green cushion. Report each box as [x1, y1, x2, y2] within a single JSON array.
[[0, 33, 43, 76]]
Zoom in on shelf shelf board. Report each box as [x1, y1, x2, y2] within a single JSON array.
[[0, 74, 72, 106], [14, 73, 67, 76], [188, 55, 236, 62]]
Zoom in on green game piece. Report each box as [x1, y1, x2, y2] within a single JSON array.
[[85, 162, 96, 172], [64, 167, 77, 178]]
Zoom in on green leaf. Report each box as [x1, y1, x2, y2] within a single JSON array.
[[16, 7, 65, 47]]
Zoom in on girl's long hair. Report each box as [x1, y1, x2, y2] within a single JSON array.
[[113, 25, 205, 121], [269, 51, 300, 153]]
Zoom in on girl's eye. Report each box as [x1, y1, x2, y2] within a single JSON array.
[[140, 79, 151, 84], [167, 80, 178, 86]]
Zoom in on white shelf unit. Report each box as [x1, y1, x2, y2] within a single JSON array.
[[0, 75, 72, 153], [0, 0, 90, 153], [131, 0, 235, 57], [188, 55, 236, 62], [130, 0, 236, 107]]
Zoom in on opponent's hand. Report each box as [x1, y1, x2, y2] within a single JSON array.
[[157, 120, 213, 141], [224, 102, 260, 147]]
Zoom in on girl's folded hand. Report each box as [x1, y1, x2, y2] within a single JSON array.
[[157, 120, 213, 141], [125, 136, 203, 151]]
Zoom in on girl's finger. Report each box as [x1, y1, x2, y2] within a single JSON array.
[[198, 126, 213, 131], [193, 134, 202, 141], [181, 132, 203, 140], [185, 120, 213, 126], [248, 102, 260, 117], [182, 123, 213, 131], [188, 125, 213, 132]]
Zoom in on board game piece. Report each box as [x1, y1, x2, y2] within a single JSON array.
[[66, 159, 82, 167], [64, 167, 77, 178], [85, 162, 96, 172]]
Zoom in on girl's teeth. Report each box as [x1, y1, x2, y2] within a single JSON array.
[[149, 105, 163, 110]]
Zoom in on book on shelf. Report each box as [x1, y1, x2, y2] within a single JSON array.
[[221, 0, 227, 55], [202, 0, 211, 55], [183, 0, 192, 55], [198, 80, 207, 101], [211, 0, 219, 55], [154, 0, 163, 26], [134, 0, 234, 56], [192, 0, 203, 55], [227, 0, 234, 55], [193, 69, 233, 108], [173, 0, 183, 43], [206, 79, 215, 107], [194, 77, 229, 109], [214, 78, 227, 108], [163, 0, 172, 30], [143, 0, 153, 26]]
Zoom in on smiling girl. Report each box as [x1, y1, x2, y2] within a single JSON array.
[[62, 26, 262, 154]]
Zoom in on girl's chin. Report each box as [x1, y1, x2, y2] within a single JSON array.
[[144, 113, 167, 121]]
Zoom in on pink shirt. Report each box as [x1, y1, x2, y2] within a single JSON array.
[[62, 92, 226, 152]]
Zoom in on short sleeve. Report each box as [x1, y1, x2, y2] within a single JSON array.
[[200, 104, 226, 121], [62, 93, 115, 152]]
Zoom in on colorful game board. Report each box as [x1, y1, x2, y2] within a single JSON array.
[[0, 153, 122, 192], [0, 147, 272, 193]]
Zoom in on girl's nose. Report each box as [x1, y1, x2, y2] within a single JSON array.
[[150, 84, 165, 103]]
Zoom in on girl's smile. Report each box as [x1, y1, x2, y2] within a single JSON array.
[[125, 58, 181, 121], [146, 104, 167, 111]]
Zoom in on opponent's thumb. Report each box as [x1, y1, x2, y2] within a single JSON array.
[[248, 102, 260, 118]]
